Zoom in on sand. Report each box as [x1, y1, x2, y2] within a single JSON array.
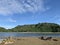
[[0, 37, 60, 45]]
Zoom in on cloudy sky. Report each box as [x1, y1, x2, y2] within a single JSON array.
[[0, 0, 60, 29]]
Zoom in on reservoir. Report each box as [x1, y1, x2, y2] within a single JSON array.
[[0, 32, 60, 37]]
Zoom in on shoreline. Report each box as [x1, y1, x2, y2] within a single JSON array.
[[0, 32, 60, 33]]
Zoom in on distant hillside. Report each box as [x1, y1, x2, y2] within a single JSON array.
[[0, 27, 7, 32], [0, 23, 60, 32]]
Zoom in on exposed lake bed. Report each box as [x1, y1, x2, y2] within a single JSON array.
[[0, 37, 60, 45]]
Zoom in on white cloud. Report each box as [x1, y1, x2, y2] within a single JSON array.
[[0, 17, 16, 22], [8, 18, 16, 22], [0, 0, 48, 16], [0, 25, 15, 29]]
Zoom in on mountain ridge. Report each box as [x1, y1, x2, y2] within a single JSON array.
[[0, 23, 60, 32]]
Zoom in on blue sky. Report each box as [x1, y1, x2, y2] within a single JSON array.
[[0, 0, 60, 29]]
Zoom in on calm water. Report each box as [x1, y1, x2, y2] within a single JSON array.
[[0, 32, 60, 37]]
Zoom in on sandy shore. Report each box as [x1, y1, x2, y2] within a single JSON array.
[[0, 37, 60, 45]]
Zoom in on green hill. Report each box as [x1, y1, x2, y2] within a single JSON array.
[[0, 23, 60, 32], [8, 23, 60, 32], [0, 27, 7, 32]]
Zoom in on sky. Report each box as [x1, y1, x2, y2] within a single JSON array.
[[0, 0, 60, 29]]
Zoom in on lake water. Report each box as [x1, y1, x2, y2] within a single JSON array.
[[0, 32, 60, 37]]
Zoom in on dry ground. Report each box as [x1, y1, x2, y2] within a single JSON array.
[[0, 37, 60, 45]]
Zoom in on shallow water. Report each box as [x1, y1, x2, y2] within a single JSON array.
[[0, 32, 60, 37]]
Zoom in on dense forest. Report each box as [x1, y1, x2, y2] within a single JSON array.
[[0, 23, 60, 32]]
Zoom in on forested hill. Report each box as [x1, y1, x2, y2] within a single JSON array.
[[0, 23, 60, 32]]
